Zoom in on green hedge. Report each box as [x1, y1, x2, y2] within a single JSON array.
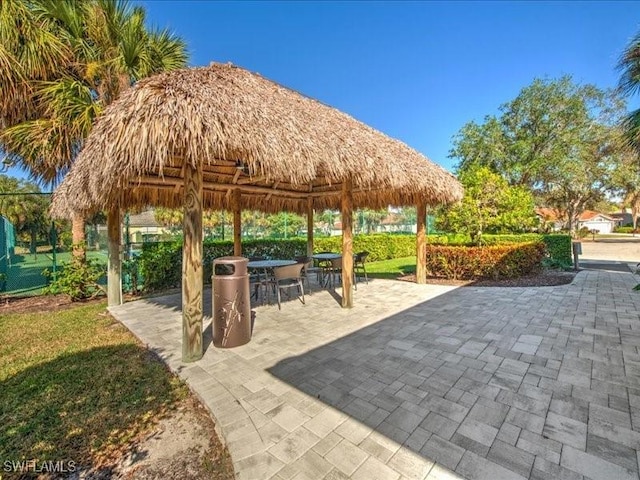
[[425, 242, 546, 280], [137, 233, 573, 291], [614, 226, 638, 234], [314, 234, 416, 261], [139, 239, 309, 292], [540, 234, 572, 268]]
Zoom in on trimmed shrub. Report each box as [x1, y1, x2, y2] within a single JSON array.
[[614, 226, 638, 234], [137, 232, 572, 291], [138, 242, 183, 291], [43, 258, 106, 300], [424, 242, 546, 280], [541, 234, 572, 268]]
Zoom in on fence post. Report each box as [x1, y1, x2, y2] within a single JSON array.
[[50, 222, 57, 281]]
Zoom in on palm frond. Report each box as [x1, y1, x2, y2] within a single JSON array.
[[146, 28, 188, 74], [622, 109, 640, 151], [618, 31, 640, 97], [1, 119, 74, 185], [38, 78, 102, 139]]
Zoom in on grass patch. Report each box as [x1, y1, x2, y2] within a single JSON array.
[[0, 302, 188, 469], [366, 256, 417, 279]]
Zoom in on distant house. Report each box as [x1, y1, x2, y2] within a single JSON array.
[[127, 210, 170, 243], [535, 208, 617, 233], [535, 207, 565, 231], [577, 211, 616, 234], [377, 213, 416, 234], [610, 211, 634, 227]]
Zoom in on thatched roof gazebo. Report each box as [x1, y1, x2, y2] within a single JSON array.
[[51, 62, 462, 362]]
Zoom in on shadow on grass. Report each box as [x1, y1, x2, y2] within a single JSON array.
[[0, 345, 186, 474]]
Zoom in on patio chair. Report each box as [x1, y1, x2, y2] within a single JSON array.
[[272, 263, 305, 310], [249, 268, 270, 304], [248, 256, 271, 303], [354, 251, 369, 285], [295, 255, 321, 292], [314, 251, 334, 286], [324, 257, 343, 289]]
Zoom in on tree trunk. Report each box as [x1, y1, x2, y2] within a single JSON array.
[[71, 214, 86, 260]]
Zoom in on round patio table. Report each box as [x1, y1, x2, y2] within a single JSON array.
[[247, 259, 297, 269], [311, 253, 343, 287], [311, 253, 341, 261]]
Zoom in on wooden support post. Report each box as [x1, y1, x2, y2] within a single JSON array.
[[107, 207, 122, 307], [307, 197, 314, 257], [232, 189, 242, 256], [416, 203, 427, 284], [182, 160, 204, 362], [341, 179, 353, 308]]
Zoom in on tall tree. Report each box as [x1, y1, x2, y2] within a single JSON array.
[[436, 166, 538, 244], [0, 175, 50, 253], [451, 77, 625, 234], [0, 0, 187, 257]]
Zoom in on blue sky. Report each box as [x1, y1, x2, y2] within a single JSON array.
[[5, 0, 640, 183]]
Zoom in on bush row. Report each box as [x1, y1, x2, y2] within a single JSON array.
[[424, 242, 547, 280], [137, 233, 573, 291], [614, 226, 638, 234]]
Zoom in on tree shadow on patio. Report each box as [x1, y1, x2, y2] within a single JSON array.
[[266, 283, 562, 478]]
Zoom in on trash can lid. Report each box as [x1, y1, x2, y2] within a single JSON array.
[[213, 256, 248, 265], [213, 256, 248, 276]]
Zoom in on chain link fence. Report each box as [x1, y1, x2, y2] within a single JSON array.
[[0, 192, 110, 298]]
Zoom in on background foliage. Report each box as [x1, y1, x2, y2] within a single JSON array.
[[137, 233, 572, 291]]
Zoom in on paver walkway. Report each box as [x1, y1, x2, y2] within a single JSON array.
[[110, 270, 640, 480]]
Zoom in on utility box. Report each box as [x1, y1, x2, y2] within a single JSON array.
[[212, 256, 251, 348], [572, 242, 582, 270]]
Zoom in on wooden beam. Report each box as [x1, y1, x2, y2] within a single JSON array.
[[416, 203, 427, 284], [266, 181, 281, 200], [182, 161, 204, 362], [341, 178, 353, 308], [107, 207, 122, 307], [129, 175, 389, 200], [307, 197, 314, 257], [236, 175, 267, 185], [232, 189, 242, 256]]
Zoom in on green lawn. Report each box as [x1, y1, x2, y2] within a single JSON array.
[[0, 302, 188, 469], [366, 256, 417, 279]]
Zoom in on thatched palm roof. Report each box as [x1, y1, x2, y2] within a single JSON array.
[[50, 62, 462, 218]]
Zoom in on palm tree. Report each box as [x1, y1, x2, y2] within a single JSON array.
[[618, 28, 640, 149], [0, 0, 187, 257]]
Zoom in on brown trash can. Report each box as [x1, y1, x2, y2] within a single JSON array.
[[212, 256, 251, 348]]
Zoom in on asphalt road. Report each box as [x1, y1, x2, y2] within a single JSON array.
[[579, 236, 640, 265]]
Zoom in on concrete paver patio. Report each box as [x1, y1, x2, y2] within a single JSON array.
[[110, 270, 640, 480]]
